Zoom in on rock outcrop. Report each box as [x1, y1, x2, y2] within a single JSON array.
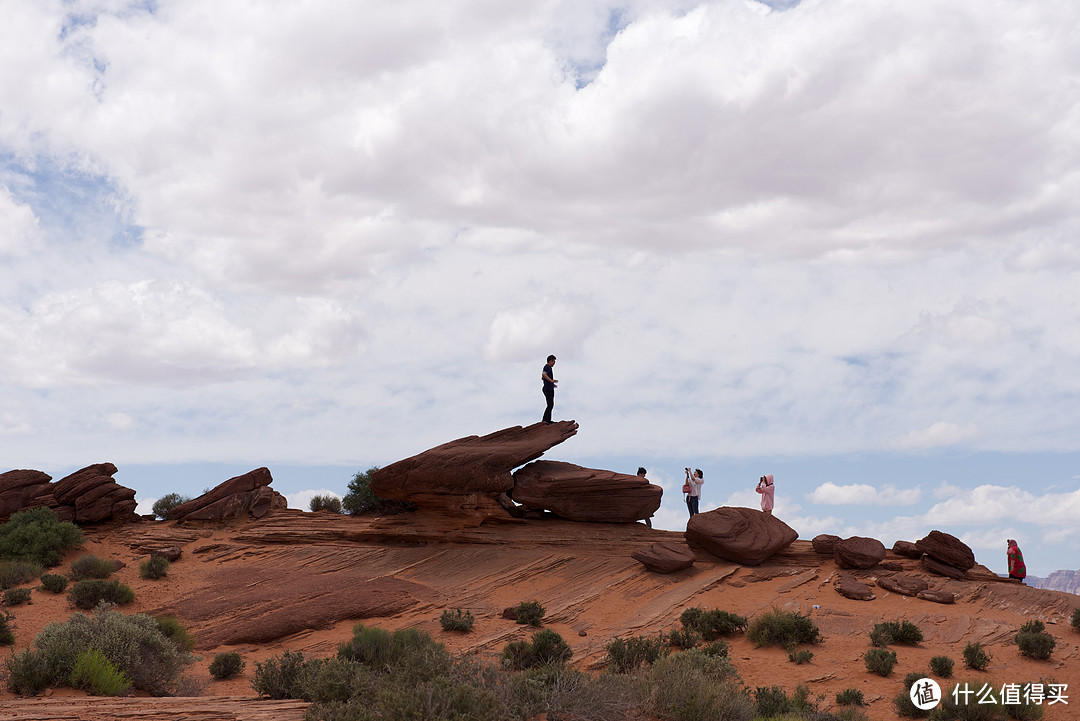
[[511, 461, 662, 523], [811, 534, 841, 554], [833, 536, 887, 569], [921, 554, 966, 579], [685, 507, 798, 566], [892, 540, 922, 558], [835, 572, 876, 600], [632, 541, 695, 573], [916, 530, 975, 578], [916, 588, 956, 604], [0, 464, 138, 524], [169, 468, 287, 522], [877, 574, 929, 597], [371, 421, 579, 517]]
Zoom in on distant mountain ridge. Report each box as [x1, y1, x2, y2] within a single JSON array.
[[1027, 568, 1080, 596]]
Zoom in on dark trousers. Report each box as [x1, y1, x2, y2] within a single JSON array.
[[686, 495, 699, 517], [542, 388, 555, 423]]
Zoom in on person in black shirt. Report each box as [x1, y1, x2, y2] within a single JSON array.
[[541, 355, 557, 423]]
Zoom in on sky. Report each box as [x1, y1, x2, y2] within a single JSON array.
[[1, 0, 1078, 577]]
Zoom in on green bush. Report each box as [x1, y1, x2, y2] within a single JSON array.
[[341, 467, 411, 516], [701, 639, 730, 659], [309, 495, 343, 513], [871, 620, 924, 647], [514, 600, 545, 627], [605, 635, 666, 673], [931, 680, 1013, 721], [680, 606, 747, 640], [70, 648, 133, 696], [864, 647, 898, 676], [40, 573, 68, 593], [151, 493, 190, 520], [930, 655, 954, 677], [155, 615, 196, 652], [252, 649, 321, 700], [963, 642, 991, 671], [894, 672, 931, 718], [754, 684, 817, 718], [1003, 685, 1046, 721], [69, 554, 119, 581], [21, 604, 193, 695], [439, 608, 474, 633], [1018, 620, 1044, 635], [0, 610, 14, 646], [746, 606, 822, 650], [679, 607, 703, 631], [1015, 630, 1055, 660], [336, 625, 452, 681], [0, 560, 44, 589], [0, 507, 83, 567], [209, 652, 245, 680], [837, 687, 866, 706], [503, 629, 571, 670], [5, 648, 50, 695], [645, 649, 753, 721], [3, 587, 31, 606], [140, 556, 170, 580], [68, 579, 135, 609], [1071, 608, 1080, 632], [666, 626, 699, 649], [788, 649, 814, 664]]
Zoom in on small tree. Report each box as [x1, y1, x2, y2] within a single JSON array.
[[309, 495, 343, 513], [151, 493, 190, 521], [342, 467, 411, 516]]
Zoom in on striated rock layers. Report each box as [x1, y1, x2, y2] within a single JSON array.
[[916, 530, 976, 579], [685, 506, 798, 566], [170, 467, 287, 522], [511, 460, 662, 523], [0, 464, 138, 523], [631, 542, 695, 573]]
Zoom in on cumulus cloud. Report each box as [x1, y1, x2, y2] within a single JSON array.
[[894, 422, 979, 450], [809, 482, 921, 506]]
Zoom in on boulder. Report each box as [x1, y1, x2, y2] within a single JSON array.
[[917, 588, 956, 604], [170, 468, 287, 522], [915, 530, 975, 571], [150, 547, 183, 562], [511, 461, 662, 523], [0, 470, 54, 520], [833, 536, 886, 569], [878, 561, 905, 572], [921, 554, 965, 579], [685, 507, 798, 566], [834, 573, 876, 601], [371, 421, 578, 516], [811, 534, 841, 554], [892, 540, 922, 558], [631, 542, 695, 573], [876, 574, 929, 597], [52, 463, 120, 505], [45, 464, 139, 524]]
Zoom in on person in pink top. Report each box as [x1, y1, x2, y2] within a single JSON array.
[[756, 474, 775, 515]]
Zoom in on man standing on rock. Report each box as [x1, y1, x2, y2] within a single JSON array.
[[541, 355, 557, 424]]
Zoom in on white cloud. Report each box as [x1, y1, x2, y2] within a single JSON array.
[[809, 482, 922, 506], [894, 422, 979, 450], [0, 185, 41, 256]]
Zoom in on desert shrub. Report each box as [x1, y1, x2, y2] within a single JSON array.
[[309, 494, 343, 513], [1015, 630, 1055, 660], [679, 606, 703, 630], [864, 647, 898, 676], [0, 560, 44, 589], [1018, 620, 1045, 635], [303, 656, 374, 705], [696, 609, 748, 640], [963, 642, 991, 671], [746, 606, 822, 650], [645, 649, 753, 721], [701, 639, 730, 659], [68, 579, 135, 609], [1071, 608, 1080, 631], [930, 655, 955, 677], [70, 648, 133, 696], [5, 648, 50, 694], [151, 493, 190, 520], [0, 507, 83, 567], [0, 611, 13, 645], [342, 466, 411, 516], [871, 619, 924, 647], [3, 587, 31, 606], [155, 615, 196, 652], [40, 573, 68, 593], [27, 604, 193, 695], [754, 684, 817, 717], [209, 652, 245, 680], [69, 554, 118, 581], [605, 634, 666, 673], [666, 626, 699, 650], [514, 600, 545, 627], [893, 672, 931, 718], [930, 681, 1012, 721], [789, 649, 814, 664], [502, 640, 535, 671], [837, 687, 866, 706], [252, 650, 322, 699], [336, 624, 453, 681], [140, 556, 170, 580], [502, 663, 642, 721], [503, 629, 571, 670], [439, 608, 474, 633]]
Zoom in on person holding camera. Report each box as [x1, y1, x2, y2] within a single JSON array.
[[756, 474, 775, 515], [683, 467, 704, 517]]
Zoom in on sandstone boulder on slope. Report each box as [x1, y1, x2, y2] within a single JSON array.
[[1, 464, 138, 523], [685, 506, 798, 566], [631, 542, 695, 573], [511, 460, 662, 523], [833, 536, 887, 569], [916, 530, 976, 571], [169, 467, 287, 522]]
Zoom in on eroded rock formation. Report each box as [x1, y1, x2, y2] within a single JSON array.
[[835, 572, 875, 600], [877, 573, 929, 597], [685, 506, 798, 566], [0, 464, 138, 523], [811, 534, 840, 554], [916, 530, 975, 573], [833, 536, 886, 569], [511, 461, 662, 523], [169, 467, 287, 522], [632, 541, 695, 573]]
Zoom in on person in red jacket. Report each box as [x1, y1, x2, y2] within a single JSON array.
[[1007, 539, 1026, 582]]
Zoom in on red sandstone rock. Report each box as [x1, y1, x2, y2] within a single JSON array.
[[371, 422, 579, 514], [877, 574, 929, 597], [52, 463, 120, 505], [150, 546, 183, 561], [632, 541, 695, 573], [833, 536, 886, 569], [892, 540, 922, 558], [917, 588, 956, 604], [835, 572, 876, 600], [170, 468, 287, 522], [0, 469, 53, 519], [915, 530, 975, 571], [921, 554, 966, 579], [685, 506, 798, 566], [511, 460, 662, 523], [812, 534, 841, 554]]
